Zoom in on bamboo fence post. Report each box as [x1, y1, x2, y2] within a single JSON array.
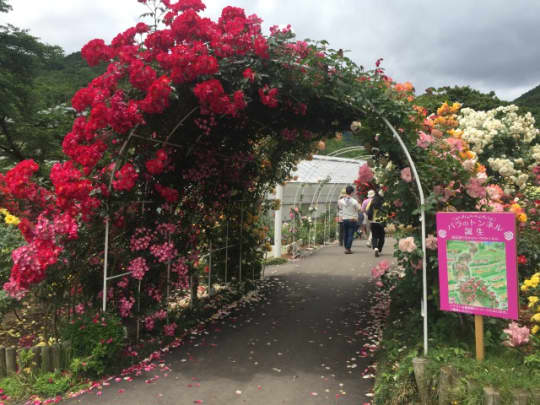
[[5, 347, 16, 374], [511, 389, 528, 405], [62, 341, 72, 369], [41, 345, 51, 372], [0, 347, 6, 377], [52, 344, 61, 371], [412, 357, 429, 405], [31, 346, 41, 373], [483, 386, 501, 405]]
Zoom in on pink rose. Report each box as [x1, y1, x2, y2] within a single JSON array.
[[426, 234, 438, 250], [358, 163, 374, 183], [371, 260, 390, 279], [486, 184, 504, 201], [416, 131, 434, 149], [394, 199, 403, 207], [378, 260, 390, 271], [445, 137, 465, 152], [465, 177, 486, 199], [400, 167, 412, 183], [503, 322, 530, 347], [489, 202, 504, 212], [398, 236, 416, 253]]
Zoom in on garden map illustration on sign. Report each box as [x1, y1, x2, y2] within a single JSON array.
[[436, 212, 518, 320]]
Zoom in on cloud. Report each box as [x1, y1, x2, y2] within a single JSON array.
[[1, 0, 538, 101]]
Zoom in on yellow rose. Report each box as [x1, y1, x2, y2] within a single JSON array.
[[532, 325, 540, 335], [4, 214, 20, 225], [437, 102, 450, 116], [517, 213, 527, 223], [531, 313, 540, 323], [529, 296, 540, 305], [0, 208, 8, 215], [450, 102, 462, 113]]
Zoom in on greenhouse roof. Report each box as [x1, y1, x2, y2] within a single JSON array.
[[290, 155, 365, 184]]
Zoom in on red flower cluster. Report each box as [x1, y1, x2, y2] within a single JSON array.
[[81, 39, 111, 66], [50, 161, 99, 220], [258, 85, 279, 108], [193, 79, 246, 116], [157, 42, 219, 84], [113, 163, 139, 191], [4, 160, 39, 199], [8, 215, 63, 291], [155, 183, 180, 203], [146, 149, 169, 175]]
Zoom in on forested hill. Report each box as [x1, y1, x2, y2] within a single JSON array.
[[514, 84, 540, 125], [36, 51, 106, 107]]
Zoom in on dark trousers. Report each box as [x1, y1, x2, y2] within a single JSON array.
[[338, 221, 344, 245], [370, 222, 385, 251], [343, 219, 357, 250]]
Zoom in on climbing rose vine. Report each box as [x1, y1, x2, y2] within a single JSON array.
[[0, 0, 416, 336]]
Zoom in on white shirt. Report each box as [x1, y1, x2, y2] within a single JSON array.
[[338, 195, 360, 220]]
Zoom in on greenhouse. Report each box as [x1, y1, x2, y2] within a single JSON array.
[[268, 153, 366, 257]]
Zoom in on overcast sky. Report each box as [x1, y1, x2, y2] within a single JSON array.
[[2, 0, 539, 101]]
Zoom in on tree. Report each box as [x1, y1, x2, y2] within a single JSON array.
[[0, 0, 11, 13], [415, 85, 507, 115], [0, 2, 78, 170]]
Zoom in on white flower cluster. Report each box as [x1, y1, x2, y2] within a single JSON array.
[[459, 105, 539, 192], [459, 105, 539, 154], [488, 157, 529, 190]]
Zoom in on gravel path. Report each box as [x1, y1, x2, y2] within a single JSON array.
[[65, 240, 389, 405]]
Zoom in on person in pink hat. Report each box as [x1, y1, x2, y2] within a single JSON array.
[[361, 189, 375, 246]]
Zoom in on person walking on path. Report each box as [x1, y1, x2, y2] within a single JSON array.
[[361, 190, 375, 246], [338, 185, 360, 254], [337, 188, 346, 246], [367, 189, 387, 257]]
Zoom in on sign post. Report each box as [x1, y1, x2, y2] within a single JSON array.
[[436, 212, 518, 361], [474, 315, 484, 361]]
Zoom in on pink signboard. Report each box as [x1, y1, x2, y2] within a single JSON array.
[[436, 212, 518, 320]]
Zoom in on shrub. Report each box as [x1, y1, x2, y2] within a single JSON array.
[[60, 312, 125, 377], [32, 372, 72, 398]]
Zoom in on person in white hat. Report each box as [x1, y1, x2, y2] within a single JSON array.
[[361, 190, 375, 246], [338, 185, 360, 254]]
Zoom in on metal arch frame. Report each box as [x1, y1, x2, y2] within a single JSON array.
[[377, 115, 428, 357]]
